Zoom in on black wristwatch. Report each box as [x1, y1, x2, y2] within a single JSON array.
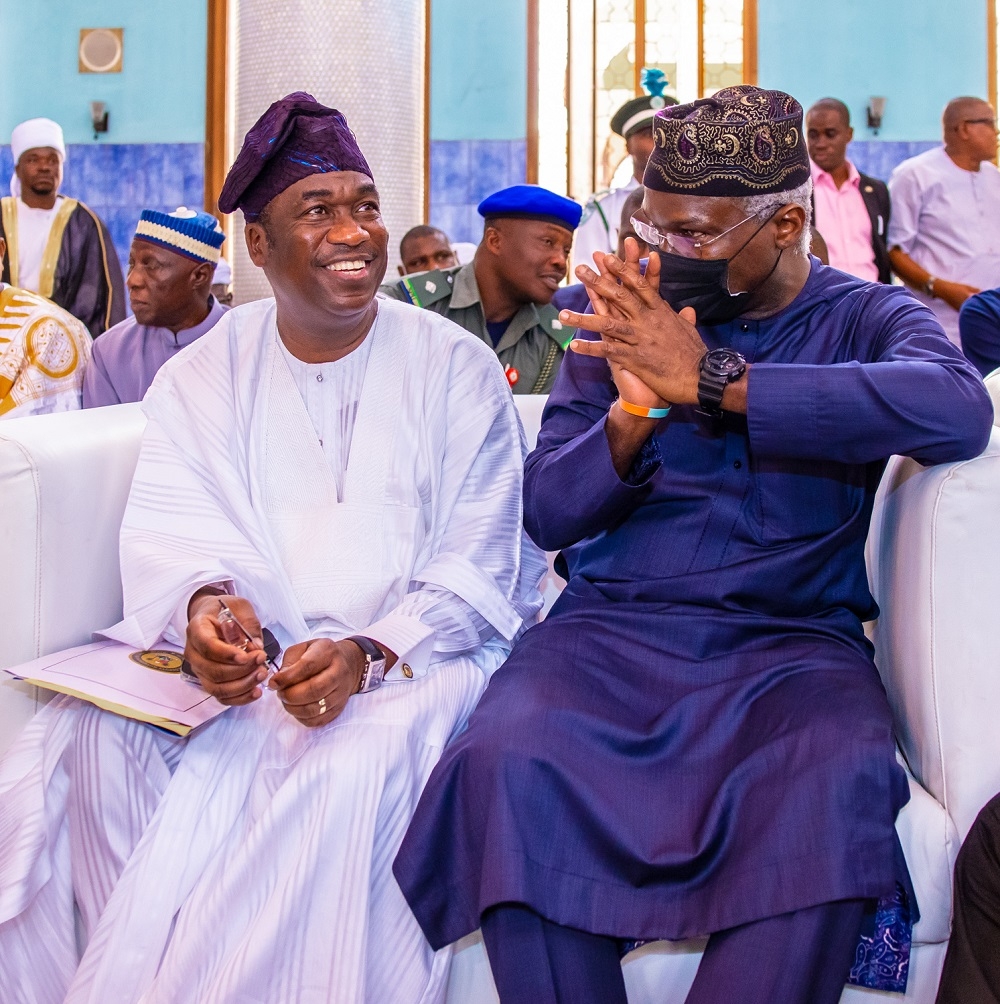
[[697, 348, 747, 417], [347, 635, 388, 694]]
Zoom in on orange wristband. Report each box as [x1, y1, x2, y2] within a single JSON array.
[[617, 398, 671, 419]]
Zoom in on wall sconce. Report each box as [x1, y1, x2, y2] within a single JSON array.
[[90, 101, 109, 138], [867, 96, 887, 135]]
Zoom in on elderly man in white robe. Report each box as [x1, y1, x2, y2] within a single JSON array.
[[0, 92, 543, 1004]]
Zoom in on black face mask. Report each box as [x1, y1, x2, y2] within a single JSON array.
[[656, 214, 782, 325]]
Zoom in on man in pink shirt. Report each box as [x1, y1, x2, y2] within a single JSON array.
[[806, 98, 891, 283]]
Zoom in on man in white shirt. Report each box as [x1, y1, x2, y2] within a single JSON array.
[[0, 118, 125, 336], [888, 96, 1000, 344], [0, 92, 543, 1004]]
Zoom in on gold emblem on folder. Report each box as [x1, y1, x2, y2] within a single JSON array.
[[129, 650, 184, 673]]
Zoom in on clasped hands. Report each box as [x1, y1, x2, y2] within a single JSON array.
[[185, 593, 364, 727], [560, 238, 707, 410]]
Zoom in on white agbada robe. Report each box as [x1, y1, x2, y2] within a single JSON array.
[[0, 295, 545, 1004]]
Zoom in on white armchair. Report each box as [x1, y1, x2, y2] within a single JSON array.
[[2, 398, 998, 1003]]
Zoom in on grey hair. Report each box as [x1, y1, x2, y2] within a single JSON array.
[[736, 178, 813, 255]]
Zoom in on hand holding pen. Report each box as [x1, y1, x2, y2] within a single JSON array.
[[183, 592, 280, 705]]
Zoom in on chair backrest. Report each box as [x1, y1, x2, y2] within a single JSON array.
[[0, 404, 146, 668], [867, 429, 1000, 840]]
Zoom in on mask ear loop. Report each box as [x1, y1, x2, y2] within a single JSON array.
[[725, 208, 785, 295]]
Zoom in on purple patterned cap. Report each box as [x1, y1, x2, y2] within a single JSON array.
[[219, 92, 373, 220], [644, 86, 810, 197]]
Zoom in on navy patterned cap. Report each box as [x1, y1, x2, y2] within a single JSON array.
[[644, 86, 810, 196], [219, 92, 372, 220]]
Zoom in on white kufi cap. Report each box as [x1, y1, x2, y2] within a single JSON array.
[[10, 117, 66, 198]]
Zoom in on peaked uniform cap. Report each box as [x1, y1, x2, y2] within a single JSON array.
[[611, 94, 679, 138]]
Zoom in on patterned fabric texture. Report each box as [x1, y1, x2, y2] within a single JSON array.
[[645, 85, 811, 196], [0, 284, 91, 417], [848, 881, 913, 993]]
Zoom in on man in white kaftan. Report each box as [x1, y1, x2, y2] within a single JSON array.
[[0, 93, 543, 1004]]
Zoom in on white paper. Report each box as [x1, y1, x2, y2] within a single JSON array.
[[4, 640, 228, 735]]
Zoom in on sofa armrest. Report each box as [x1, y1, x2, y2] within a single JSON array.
[[868, 429, 1000, 840], [0, 404, 147, 669]]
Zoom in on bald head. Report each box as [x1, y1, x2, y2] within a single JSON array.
[[807, 98, 850, 128], [942, 96, 997, 165], [944, 96, 993, 132]]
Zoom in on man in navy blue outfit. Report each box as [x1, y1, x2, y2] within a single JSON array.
[[959, 287, 1000, 377], [394, 87, 992, 1004]]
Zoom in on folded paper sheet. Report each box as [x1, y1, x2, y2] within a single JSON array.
[[4, 640, 228, 736]]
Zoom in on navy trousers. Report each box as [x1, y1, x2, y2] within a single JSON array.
[[481, 899, 866, 1004]]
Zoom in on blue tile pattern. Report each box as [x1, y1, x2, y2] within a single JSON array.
[[847, 140, 939, 182], [0, 143, 205, 278], [429, 139, 527, 244]]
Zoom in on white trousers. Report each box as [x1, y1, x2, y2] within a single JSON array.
[[0, 658, 484, 1004]]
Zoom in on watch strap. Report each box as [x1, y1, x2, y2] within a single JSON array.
[[697, 349, 747, 417], [347, 635, 387, 694], [697, 359, 728, 416]]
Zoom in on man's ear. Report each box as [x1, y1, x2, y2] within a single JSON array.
[[245, 222, 269, 267], [191, 261, 214, 289], [774, 203, 807, 250], [483, 224, 502, 255], [397, 264, 405, 276]]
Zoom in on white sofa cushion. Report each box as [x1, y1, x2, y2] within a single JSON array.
[[868, 430, 1000, 841], [0, 404, 147, 755]]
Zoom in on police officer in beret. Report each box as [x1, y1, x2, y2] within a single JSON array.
[[381, 184, 581, 394], [573, 68, 677, 276]]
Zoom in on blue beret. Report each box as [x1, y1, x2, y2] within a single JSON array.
[[477, 185, 582, 232]]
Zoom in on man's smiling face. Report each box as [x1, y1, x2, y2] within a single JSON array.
[[249, 171, 389, 321]]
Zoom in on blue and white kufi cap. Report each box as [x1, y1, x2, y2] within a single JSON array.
[[134, 207, 226, 264], [478, 185, 582, 232]]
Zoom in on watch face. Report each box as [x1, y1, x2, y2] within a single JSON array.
[[704, 348, 746, 377]]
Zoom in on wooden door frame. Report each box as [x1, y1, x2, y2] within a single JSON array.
[[205, 0, 228, 219]]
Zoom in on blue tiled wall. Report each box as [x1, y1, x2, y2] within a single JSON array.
[[429, 139, 527, 244], [846, 141, 939, 182], [0, 143, 204, 281]]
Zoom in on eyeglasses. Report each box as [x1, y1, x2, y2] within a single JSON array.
[[630, 212, 759, 257]]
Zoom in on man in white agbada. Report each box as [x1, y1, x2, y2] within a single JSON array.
[[0, 92, 543, 1003]]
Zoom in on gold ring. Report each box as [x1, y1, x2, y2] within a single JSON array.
[[318, 697, 327, 715]]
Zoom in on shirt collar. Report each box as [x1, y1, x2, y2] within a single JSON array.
[[810, 158, 861, 189], [449, 262, 544, 349], [149, 295, 227, 347], [449, 262, 482, 309]]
